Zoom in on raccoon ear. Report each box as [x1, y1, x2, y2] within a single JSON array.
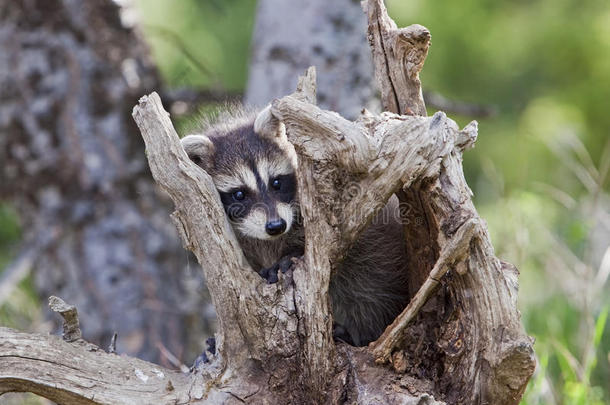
[[254, 105, 286, 140], [181, 134, 215, 171]]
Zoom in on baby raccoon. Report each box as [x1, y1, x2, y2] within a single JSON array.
[[181, 106, 410, 346]]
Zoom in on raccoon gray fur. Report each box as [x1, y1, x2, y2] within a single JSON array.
[[181, 105, 410, 346]]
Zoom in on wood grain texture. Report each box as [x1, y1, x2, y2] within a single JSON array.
[[371, 218, 479, 363], [133, 92, 306, 402], [365, 0, 430, 116], [0, 75, 532, 405], [0, 1, 534, 403], [361, 2, 535, 403], [0, 327, 191, 405]]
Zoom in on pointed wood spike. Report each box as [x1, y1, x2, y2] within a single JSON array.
[[296, 66, 317, 105]]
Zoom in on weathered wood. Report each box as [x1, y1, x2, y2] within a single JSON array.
[[371, 218, 479, 363], [1, 72, 532, 405], [365, 0, 430, 116], [0, 1, 535, 403], [133, 92, 310, 401], [0, 327, 191, 405], [272, 98, 464, 259], [134, 92, 292, 369], [361, 2, 536, 403], [48, 296, 82, 342]]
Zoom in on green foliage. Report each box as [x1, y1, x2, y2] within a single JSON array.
[[523, 308, 608, 405], [0, 204, 39, 333], [479, 141, 609, 403], [388, 0, 610, 197], [135, 0, 256, 91], [0, 204, 20, 256], [0, 275, 41, 331]]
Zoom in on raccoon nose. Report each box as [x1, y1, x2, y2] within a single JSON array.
[[265, 219, 287, 236]]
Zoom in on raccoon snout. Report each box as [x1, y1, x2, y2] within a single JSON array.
[[265, 219, 287, 236]]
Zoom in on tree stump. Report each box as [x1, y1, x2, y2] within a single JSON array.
[[0, 1, 535, 403]]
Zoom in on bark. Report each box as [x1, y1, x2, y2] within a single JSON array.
[[0, 1, 535, 404], [0, 0, 211, 364], [364, 2, 535, 403], [245, 0, 378, 119], [0, 327, 192, 405]]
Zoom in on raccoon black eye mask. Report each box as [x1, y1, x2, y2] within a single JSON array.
[[181, 105, 410, 346]]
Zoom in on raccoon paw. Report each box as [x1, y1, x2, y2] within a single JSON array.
[[190, 351, 209, 372], [277, 255, 295, 274], [332, 323, 355, 346], [258, 256, 296, 284], [205, 337, 216, 355], [190, 337, 217, 373], [258, 263, 280, 284]]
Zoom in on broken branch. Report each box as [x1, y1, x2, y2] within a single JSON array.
[[48, 296, 82, 342], [371, 218, 479, 363]]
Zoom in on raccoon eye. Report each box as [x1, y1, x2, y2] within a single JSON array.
[[233, 190, 245, 201], [271, 178, 281, 190]]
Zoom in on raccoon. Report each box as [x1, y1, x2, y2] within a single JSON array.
[[181, 106, 410, 346]]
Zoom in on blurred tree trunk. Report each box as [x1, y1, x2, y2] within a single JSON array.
[[246, 0, 378, 119], [0, 0, 209, 364]]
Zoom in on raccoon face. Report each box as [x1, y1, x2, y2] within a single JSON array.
[[215, 158, 297, 240], [181, 106, 298, 241]]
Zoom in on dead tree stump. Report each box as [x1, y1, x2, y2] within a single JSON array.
[[0, 2, 535, 404]]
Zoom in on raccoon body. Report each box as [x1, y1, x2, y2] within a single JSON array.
[[181, 106, 409, 346]]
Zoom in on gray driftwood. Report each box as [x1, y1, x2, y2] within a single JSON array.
[[0, 1, 535, 403]]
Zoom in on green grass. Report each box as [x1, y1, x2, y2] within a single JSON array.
[[479, 139, 610, 404]]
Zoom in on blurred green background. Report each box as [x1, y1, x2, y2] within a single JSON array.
[[2, 0, 608, 404]]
